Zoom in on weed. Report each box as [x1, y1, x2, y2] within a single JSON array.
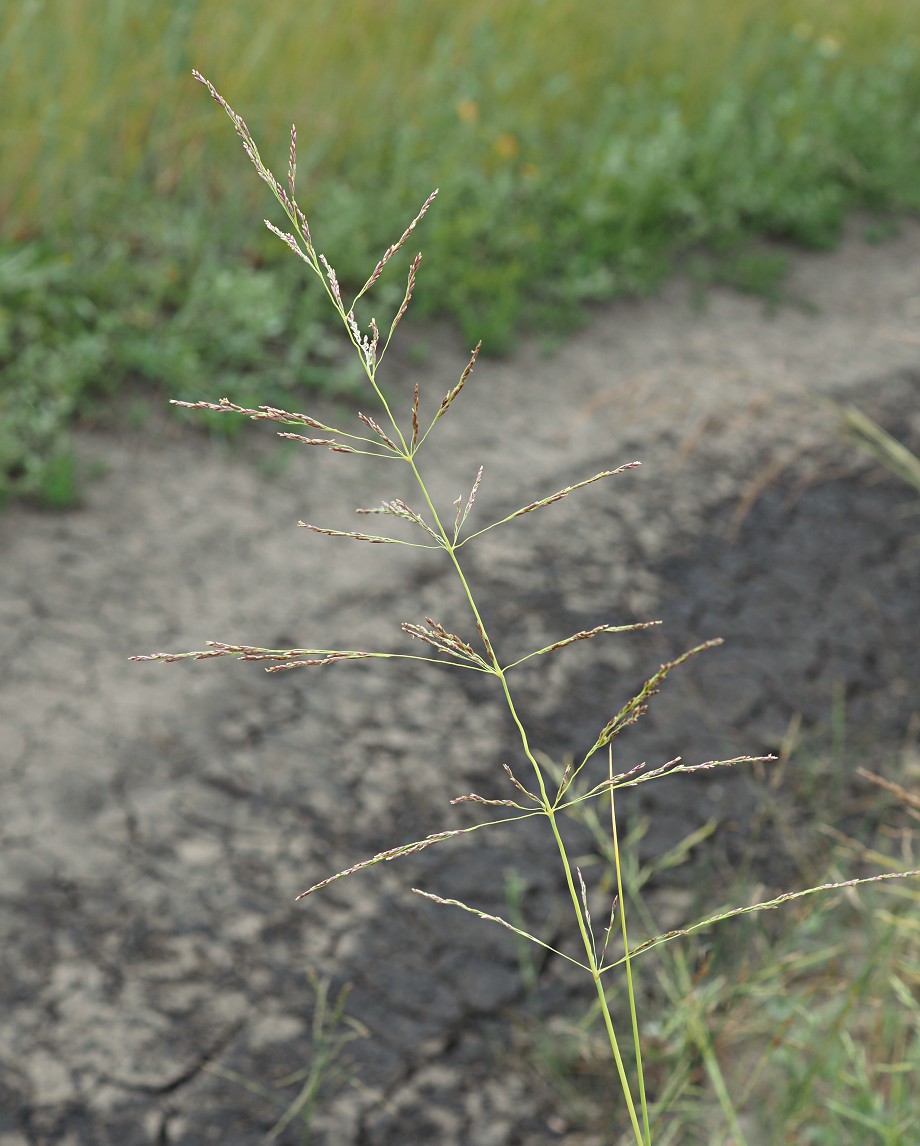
[[133, 76, 920, 1142], [206, 970, 368, 1144], [530, 728, 920, 1141], [841, 405, 920, 498]]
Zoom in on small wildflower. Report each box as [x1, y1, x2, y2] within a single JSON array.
[[817, 33, 842, 58], [494, 133, 520, 160], [456, 98, 479, 124]]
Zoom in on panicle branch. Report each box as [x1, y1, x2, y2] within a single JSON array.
[[266, 652, 374, 672], [387, 252, 422, 339], [459, 462, 641, 546], [288, 124, 297, 206], [193, 71, 311, 251], [423, 342, 481, 442], [296, 815, 523, 900], [559, 753, 775, 813], [402, 618, 493, 669], [277, 433, 358, 454], [357, 412, 399, 452], [356, 188, 439, 301], [619, 752, 773, 789], [129, 642, 374, 671], [505, 619, 661, 670], [576, 866, 596, 961], [320, 254, 344, 310], [355, 499, 442, 543], [171, 396, 326, 428], [299, 521, 437, 548], [560, 639, 725, 792], [503, 762, 541, 804], [412, 889, 590, 971], [600, 867, 920, 973], [264, 219, 313, 265], [596, 640, 723, 749], [450, 792, 522, 808], [454, 466, 484, 539], [346, 312, 381, 371]]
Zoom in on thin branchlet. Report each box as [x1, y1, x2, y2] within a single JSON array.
[[356, 499, 442, 543], [357, 188, 438, 300], [357, 412, 399, 452], [450, 792, 521, 808], [502, 763, 540, 804], [459, 463, 641, 546], [389, 252, 422, 336], [264, 219, 313, 264], [171, 396, 324, 427], [505, 619, 661, 671], [592, 639, 723, 753], [130, 642, 374, 669], [456, 466, 484, 537], [401, 618, 492, 669], [320, 254, 343, 309], [427, 341, 481, 436], [288, 124, 297, 204]]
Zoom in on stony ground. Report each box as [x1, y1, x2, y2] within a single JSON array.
[[2, 221, 919, 1144]]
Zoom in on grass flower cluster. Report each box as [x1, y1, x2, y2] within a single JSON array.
[[132, 74, 920, 1142]]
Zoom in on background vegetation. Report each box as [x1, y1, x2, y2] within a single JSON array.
[[1, 0, 919, 504], [522, 736, 920, 1142]]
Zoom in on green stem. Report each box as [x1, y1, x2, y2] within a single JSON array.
[[610, 753, 652, 1143], [406, 453, 645, 1144]]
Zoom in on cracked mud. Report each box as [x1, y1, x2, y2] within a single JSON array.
[[2, 223, 919, 1143]]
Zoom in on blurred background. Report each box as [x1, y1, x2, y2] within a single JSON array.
[[2, 0, 919, 505]]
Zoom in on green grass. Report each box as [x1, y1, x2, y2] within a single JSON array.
[[511, 735, 920, 1143], [2, 0, 920, 503]]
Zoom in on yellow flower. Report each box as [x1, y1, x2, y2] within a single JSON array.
[[456, 99, 479, 124], [817, 33, 842, 58], [494, 133, 520, 160]]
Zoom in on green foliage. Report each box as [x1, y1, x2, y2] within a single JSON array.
[[0, 222, 348, 503], [2, 0, 919, 503], [516, 739, 920, 1142], [206, 971, 368, 1143]]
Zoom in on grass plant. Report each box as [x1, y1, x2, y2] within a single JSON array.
[[841, 405, 920, 497], [524, 738, 920, 1142], [132, 75, 920, 1141], [3, 1, 920, 504], [205, 970, 368, 1143]]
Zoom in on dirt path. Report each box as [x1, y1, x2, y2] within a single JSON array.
[[2, 222, 919, 1144]]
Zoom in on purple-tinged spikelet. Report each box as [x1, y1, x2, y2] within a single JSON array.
[[360, 189, 439, 296], [435, 342, 481, 423]]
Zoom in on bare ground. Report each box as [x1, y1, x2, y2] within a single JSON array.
[[2, 221, 919, 1144]]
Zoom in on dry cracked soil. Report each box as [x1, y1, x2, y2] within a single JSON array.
[[2, 221, 919, 1144]]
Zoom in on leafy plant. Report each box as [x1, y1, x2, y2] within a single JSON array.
[[133, 75, 920, 1142]]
